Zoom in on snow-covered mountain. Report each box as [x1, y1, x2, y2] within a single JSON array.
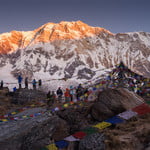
[[0, 21, 150, 89]]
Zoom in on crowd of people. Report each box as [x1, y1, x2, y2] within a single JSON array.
[[16, 75, 42, 90], [46, 84, 90, 106]]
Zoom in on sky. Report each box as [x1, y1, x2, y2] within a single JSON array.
[[0, 0, 150, 34]]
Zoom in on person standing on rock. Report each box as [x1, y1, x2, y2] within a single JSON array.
[[76, 84, 84, 100], [47, 91, 56, 106], [56, 87, 63, 103], [25, 77, 28, 89], [38, 79, 42, 88], [32, 79, 37, 90], [18, 75, 23, 89], [64, 88, 71, 102], [0, 80, 3, 89], [70, 85, 75, 101], [51, 91, 56, 103]]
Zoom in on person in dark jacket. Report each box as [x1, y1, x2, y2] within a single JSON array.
[[18, 75, 23, 89], [32, 79, 37, 90], [25, 77, 28, 89], [76, 84, 83, 100], [0, 80, 3, 89], [47, 91, 56, 106], [56, 87, 63, 102], [38, 79, 42, 87]]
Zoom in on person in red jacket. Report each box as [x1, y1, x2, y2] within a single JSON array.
[[64, 88, 71, 102]]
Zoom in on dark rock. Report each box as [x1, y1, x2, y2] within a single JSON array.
[[79, 133, 105, 150], [64, 58, 85, 78], [90, 102, 115, 122], [0, 110, 69, 150], [56, 107, 89, 134], [90, 88, 143, 121], [77, 68, 96, 80]]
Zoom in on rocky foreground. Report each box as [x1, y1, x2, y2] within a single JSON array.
[[0, 87, 150, 150]]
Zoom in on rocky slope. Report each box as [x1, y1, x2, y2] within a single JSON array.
[[0, 86, 149, 150], [0, 21, 150, 89], [0, 110, 69, 150]]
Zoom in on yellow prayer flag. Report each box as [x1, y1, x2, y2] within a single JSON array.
[[64, 104, 69, 108], [84, 93, 88, 97], [2, 119, 8, 122], [11, 112, 17, 115], [96, 85, 99, 88], [46, 143, 58, 150], [93, 121, 111, 130], [22, 116, 27, 118]]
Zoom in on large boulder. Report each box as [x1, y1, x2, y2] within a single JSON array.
[[0, 108, 69, 150], [56, 107, 89, 134], [90, 88, 144, 121], [79, 133, 105, 150]]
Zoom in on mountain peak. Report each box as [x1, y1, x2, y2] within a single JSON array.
[[0, 21, 113, 54], [34, 20, 113, 41]]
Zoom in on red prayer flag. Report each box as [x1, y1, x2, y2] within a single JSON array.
[[132, 103, 150, 115], [30, 114, 34, 117], [72, 131, 87, 139]]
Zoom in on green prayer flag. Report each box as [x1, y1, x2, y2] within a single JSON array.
[[146, 101, 150, 105], [82, 127, 98, 135]]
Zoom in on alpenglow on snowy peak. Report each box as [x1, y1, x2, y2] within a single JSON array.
[[0, 21, 112, 54], [0, 20, 150, 89]]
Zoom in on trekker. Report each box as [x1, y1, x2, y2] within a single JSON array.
[[18, 75, 23, 89], [83, 87, 89, 100], [76, 84, 83, 100], [51, 91, 56, 103], [32, 79, 37, 90], [47, 91, 56, 106], [56, 87, 63, 102], [0, 80, 3, 89], [47, 91, 51, 99], [64, 88, 71, 102], [25, 77, 28, 89], [69, 85, 75, 101], [13, 87, 17, 92], [38, 79, 42, 87]]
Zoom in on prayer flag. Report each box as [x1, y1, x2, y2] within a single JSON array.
[[55, 140, 68, 149], [72, 131, 87, 139], [118, 110, 138, 120], [105, 116, 124, 124], [132, 103, 150, 115], [46, 143, 57, 150], [64, 135, 80, 141], [93, 121, 111, 129]]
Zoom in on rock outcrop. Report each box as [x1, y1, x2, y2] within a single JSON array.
[[79, 133, 105, 150], [11, 88, 47, 105], [0, 110, 69, 150], [90, 88, 144, 121], [0, 87, 149, 150], [56, 107, 90, 134]]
